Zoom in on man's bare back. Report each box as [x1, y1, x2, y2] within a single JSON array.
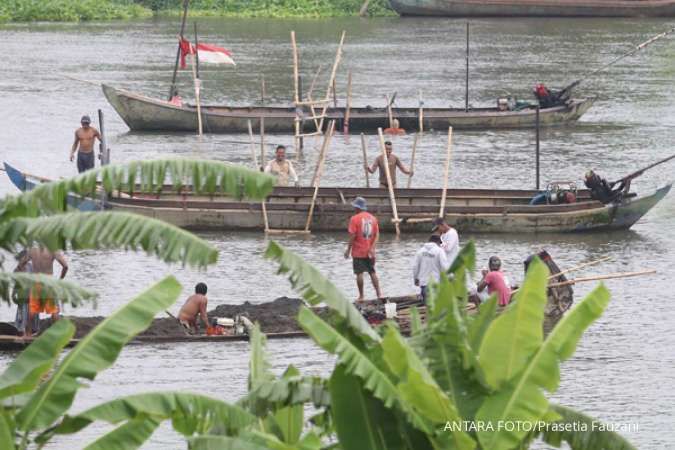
[[29, 247, 68, 278], [178, 294, 208, 328]]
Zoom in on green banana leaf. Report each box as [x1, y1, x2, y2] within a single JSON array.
[[0, 211, 217, 268], [467, 296, 497, 352], [16, 276, 182, 432], [0, 320, 74, 400], [478, 258, 549, 389], [0, 272, 96, 308], [381, 325, 476, 450], [329, 365, 432, 450], [83, 414, 161, 450], [249, 324, 274, 391], [541, 404, 636, 450], [271, 366, 304, 445], [190, 435, 274, 450], [240, 375, 330, 417], [0, 410, 14, 450], [475, 285, 611, 450], [264, 241, 379, 342], [49, 392, 256, 443], [0, 159, 274, 222]]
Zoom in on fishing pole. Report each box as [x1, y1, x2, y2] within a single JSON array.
[[559, 27, 675, 96]]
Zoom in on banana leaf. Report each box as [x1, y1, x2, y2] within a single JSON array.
[[83, 414, 161, 450], [0, 272, 96, 308]]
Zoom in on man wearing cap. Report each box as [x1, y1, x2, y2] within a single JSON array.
[[432, 218, 460, 267], [366, 141, 412, 188], [345, 197, 383, 301], [70, 115, 101, 173], [477, 256, 512, 307]]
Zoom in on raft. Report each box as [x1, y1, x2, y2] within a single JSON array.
[[102, 84, 594, 133]]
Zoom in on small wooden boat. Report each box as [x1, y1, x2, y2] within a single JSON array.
[[4, 162, 670, 234], [388, 0, 675, 17], [102, 84, 594, 133]]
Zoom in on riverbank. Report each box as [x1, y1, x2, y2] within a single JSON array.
[[0, 0, 393, 22]]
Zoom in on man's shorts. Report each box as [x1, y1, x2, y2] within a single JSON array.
[[353, 257, 376, 275], [29, 284, 59, 315], [77, 151, 95, 173]]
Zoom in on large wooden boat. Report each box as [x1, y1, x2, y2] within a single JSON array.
[[102, 84, 594, 133], [388, 0, 675, 17], [4, 162, 670, 234]]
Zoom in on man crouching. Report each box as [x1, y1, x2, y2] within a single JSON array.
[[178, 283, 209, 334]]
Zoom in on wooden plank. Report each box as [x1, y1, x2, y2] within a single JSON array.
[[439, 127, 453, 218]]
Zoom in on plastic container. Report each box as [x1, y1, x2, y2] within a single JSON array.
[[384, 302, 397, 319], [216, 317, 235, 327]]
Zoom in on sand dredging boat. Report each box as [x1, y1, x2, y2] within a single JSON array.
[[0, 251, 575, 350]]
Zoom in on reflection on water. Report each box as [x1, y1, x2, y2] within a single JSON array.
[[0, 16, 674, 449]]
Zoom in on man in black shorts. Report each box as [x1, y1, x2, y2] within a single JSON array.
[[344, 197, 383, 301], [70, 115, 101, 173]]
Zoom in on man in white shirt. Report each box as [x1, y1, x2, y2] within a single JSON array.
[[432, 218, 459, 266], [264, 145, 299, 187], [413, 235, 450, 303]]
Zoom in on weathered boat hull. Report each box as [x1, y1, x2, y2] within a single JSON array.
[[388, 0, 675, 17], [102, 84, 593, 133], [5, 162, 669, 234]]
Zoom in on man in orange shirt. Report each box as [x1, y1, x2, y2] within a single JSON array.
[[344, 197, 383, 302]]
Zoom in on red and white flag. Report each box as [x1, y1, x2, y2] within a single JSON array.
[[179, 38, 235, 68]]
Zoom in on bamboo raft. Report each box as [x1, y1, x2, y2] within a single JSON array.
[[4, 162, 670, 234], [102, 84, 594, 133]]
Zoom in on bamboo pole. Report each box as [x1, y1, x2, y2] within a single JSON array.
[[418, 90, 424, 133], [249, 119, 269, 233], [291, 31, 302, 159], [318, 31, 345, 132], [407, 133, 420, 189], [260, 76, 266, 167], [344, 70, 352, 134], [359, 0, 371, 16], [190, 45, 203, 137], [168, 0, 189, 100], [307, 64, 324, 131], [378, 128, 400, 236], [247, 120, 259, 170], [385, 94, 394, 128], [360, 133, 370, 188], [549, 256, 612, 280], [305, 121, 335, 232], [438, 127, 453, 218], [547, 269, 656, 288]]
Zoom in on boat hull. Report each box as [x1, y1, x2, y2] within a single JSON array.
[[5, 162, 669, 234], [388, 0, 675, 17], [102, 84, 593, 133]]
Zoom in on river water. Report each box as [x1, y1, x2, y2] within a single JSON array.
[[1, 16, 674, 449]]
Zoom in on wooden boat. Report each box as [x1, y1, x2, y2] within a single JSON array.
[[4, 162, 670, 234], [102, 84, 594, 133], [388, 0, 675, 17]]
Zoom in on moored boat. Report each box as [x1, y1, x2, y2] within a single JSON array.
[[4, 162, 670, 234], [388, 0, 675, 17], [102, 84, 594, 133]]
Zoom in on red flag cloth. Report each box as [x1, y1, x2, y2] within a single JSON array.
[[179, 38, 235, 68]]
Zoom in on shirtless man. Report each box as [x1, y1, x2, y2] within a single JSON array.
[[366, 141, 412, 188], [27, 247, 68, 336], [70, 115, 101, 173], [177, 283, 209, 333]]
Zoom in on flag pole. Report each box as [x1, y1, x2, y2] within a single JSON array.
[[169, 0, 189, 100], [191, 22, 203, 137]]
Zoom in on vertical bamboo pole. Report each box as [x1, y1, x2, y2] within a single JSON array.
[[360, 133, 370, 188], [318, 31, 346, 132], [418, 90, 424, 133], [465, 21, 470, 112], [260, 76, 266, 168], [332, 78, 338, 108], [249, 119, 269, 233], [190, 44, 203, 137], [291, 31, 301, 159], [378, 128, 400, 236], [168, 0, 189, 100], [305, 121, 335, 232], [407, 133, 420, 189], [344, 70, 352, 134], [439, 127, 453, 219], [536, 105, 541, 190]]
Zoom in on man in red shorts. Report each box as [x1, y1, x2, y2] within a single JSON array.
[[344, 197, 383, 302]]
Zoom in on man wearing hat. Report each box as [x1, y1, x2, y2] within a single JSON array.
[[432, 217, 459, 267], [477, 256, 512, 307], [70, 115, 101, 173], [345, 197, 383, 301]]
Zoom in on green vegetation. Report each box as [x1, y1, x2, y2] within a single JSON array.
[[0, 0, 393, 22], [0, 0, 150, 22], [0, 161, 635, 450]]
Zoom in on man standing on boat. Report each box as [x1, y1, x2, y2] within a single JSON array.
[[366, 141, 413, 188], [431, 218, 460, 267], [69, 115, 101, 173], [265, 145, 299, 187], [345, 197, 383, 302], [477, 256, 512, 307], [413, 234, 450, 303]]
